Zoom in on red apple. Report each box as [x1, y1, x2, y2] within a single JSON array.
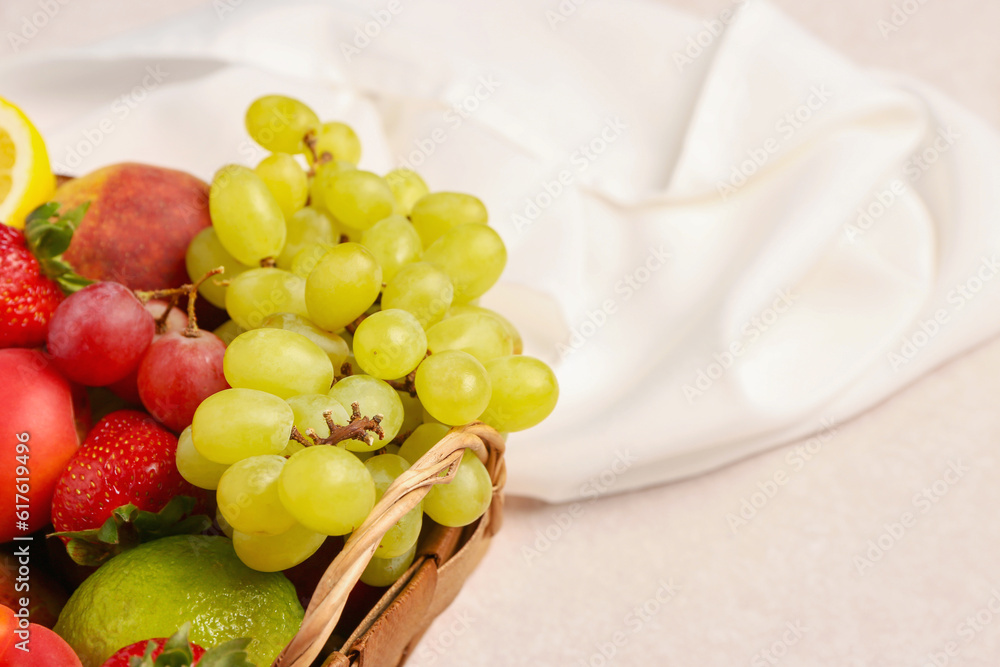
[[0, 605, 82, 667], [51, 163, 211, 291], [0, 349, 79, 543]]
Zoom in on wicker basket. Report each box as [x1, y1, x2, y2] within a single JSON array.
[[273, 422, 506, 667]]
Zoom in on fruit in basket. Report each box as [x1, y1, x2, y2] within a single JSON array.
[[0, 96, 56, 229], [47, 281, 155, 386], [51, 411, 199, 540], [1, 604, 83, 667], [49, 163, 211, 290], [0, 348, 79, 542], [54, 535, 302, 667], [98, 623, 254, 667]]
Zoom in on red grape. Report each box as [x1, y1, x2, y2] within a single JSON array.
[[47, 282, 155, 386], [137, 330, 228, 432], [107, 299, 188, 403]]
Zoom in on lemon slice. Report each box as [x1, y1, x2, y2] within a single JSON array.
[[0, 97, 56, 229]]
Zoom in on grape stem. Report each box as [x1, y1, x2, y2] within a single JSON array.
[[344, 313, 367, 335], [259, 256, 276, 268], [289, 402, 385, 449], [385, 367, 418, 397], [134, 266, 225, 338], [154, 293, 181, 335]]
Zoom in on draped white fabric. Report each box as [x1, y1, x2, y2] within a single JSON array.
[[4, 0, 999, 502]]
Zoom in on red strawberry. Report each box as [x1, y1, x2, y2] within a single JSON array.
[[0, 224, 64, 348], [0, 202, 92, 349], [100, 638, 206, 667], [99, 623, 252, 667], [51, 410, 199, 535]]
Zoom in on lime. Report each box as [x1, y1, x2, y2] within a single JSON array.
[[54, 535, 303, 667]]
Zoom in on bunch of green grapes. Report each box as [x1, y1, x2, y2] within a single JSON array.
[[180, 94, 559, 586]]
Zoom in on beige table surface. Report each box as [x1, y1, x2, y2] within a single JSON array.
[[4, 1, 1000, 664]]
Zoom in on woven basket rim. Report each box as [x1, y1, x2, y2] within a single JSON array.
[[273, 421, 506, 667]]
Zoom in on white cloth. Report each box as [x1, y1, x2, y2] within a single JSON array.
[[3, 0, 999, 502]]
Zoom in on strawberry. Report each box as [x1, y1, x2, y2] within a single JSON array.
[[50, 410, 209, 566], [0, 224, 64, 348], [100, 623, 253, 667], [0, 203, 91, 349], [100, 638, 206, 667]]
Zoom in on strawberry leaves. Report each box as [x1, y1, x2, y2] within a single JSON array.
[[23, 200, 93, 294], [125, 623, 254, 667], [51, 495, 211, 567]]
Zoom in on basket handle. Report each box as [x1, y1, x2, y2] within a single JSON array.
[[273, 422, 504, 667]]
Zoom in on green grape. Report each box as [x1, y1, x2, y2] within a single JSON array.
[[277, 207, 337, 269], [480, 355, 558, 432], [320, 170, 395, 231], [233, 522, 327, 572], [360, 542, 417, 587], [209, 165, 287, 266], [353, 310, 427, 380], [213, 320, 246, 346], [422, 406, 445, 426], [285, 394, 350, 446], [216, 507, 234, 538], [352, 449, 376, 463], [365, 454, 422, 558], [255, 152, 309, 221], [305, 243, 382, 332], [225, 267, 309, 330], [397, 390, 423, 439], [423, 449, 491, 527], [192, 388, 294, 464], [185, 227, 252, 309], [383, 444, 401, 456], [448, 304, 523, 355], [175, 426, 229, 490], [426, 313, 513, 363], [359, 214, 422, 282], [224, 328, 334, 399], [307, 121, 361, 166], [398, 423, 450, 465], [384, 169, 429, 216], [327, 375, 403, 450], [423, 224, 507, 303], [262, 312, 349, 370], [415, 350, 491, 426], [279, 446, 375, 535], [217, 455, 296, 536], [245, 94, 319, 154], [381, 262, 453, 329], [290, 242, 336, 279], [410, 192, 488, 247], [309, 160, 355, 212]]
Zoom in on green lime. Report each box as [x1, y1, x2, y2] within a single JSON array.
[[54, 535, 303, 667]]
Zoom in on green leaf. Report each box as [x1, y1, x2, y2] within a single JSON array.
[[23, 200, 93, 295], [50, 496, 211, 567], [197, 638, 256, 667]]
